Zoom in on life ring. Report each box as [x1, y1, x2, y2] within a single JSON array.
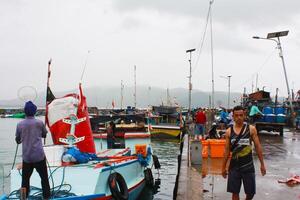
[[108, 172, 129, 200], [144, 168, 154, 186]]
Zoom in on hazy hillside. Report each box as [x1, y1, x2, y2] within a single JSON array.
[[0, 86, 242, 109]]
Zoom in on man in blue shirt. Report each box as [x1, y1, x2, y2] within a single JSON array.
[[15, 101, 50, 199], [220, 109, 229, 125]]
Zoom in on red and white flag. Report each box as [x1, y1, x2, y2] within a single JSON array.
[[46, 84, 96, 153]]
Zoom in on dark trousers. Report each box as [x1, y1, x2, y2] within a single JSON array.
[[22, 158, 51, 199]]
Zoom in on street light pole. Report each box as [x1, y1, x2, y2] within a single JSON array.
[[220, 75, 231, 109], [186, 48, 196, 116], [228, 75, 231, 110], [253, 30, 294, 123]]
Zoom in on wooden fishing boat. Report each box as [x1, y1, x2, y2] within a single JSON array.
[[3, 83, 156, 200]]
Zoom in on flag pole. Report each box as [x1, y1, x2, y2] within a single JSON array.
[[44, 59, 52, 144]]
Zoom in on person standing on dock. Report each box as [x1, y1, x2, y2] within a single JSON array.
[[107, 121, 116, 148], [15, 101, 50, 199], [221, 105, 266, 200], [194, 108, 206, 140], [249, 101, 263, 123]]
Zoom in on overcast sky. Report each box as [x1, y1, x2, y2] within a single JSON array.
[[1, 0, 300, 100]]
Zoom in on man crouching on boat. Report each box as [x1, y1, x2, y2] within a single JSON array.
[[15, 101, 51, 199], [221, 106, 266, 200]]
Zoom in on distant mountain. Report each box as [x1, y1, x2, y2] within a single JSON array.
[[0, 86, 242, 109]]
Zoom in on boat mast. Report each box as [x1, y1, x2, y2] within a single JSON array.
[[251, 75, 254, 93], [134, 65, 137, 108], [167, 88, 172, 106], [255, 73, 258, 91], [121, 80, 124, 109], [148, 86, 151, 108], [44, 59, 52, 144], [209, 0, 215, 109]]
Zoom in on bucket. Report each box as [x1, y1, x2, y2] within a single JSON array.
[[209, 139, 226, 158], [191, 141, 202, 165], [274, 107, 285, 115], [276, 114, 286, 123], [135, 144, 147, 157], [201, 140, 209, 158]]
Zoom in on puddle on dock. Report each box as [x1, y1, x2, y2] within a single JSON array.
[[193, 129, 300, 200]]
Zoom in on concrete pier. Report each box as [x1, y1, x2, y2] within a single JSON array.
[[174, 134, 203, 200]]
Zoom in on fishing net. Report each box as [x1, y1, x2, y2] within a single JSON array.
[[17, 86, 38, 102]]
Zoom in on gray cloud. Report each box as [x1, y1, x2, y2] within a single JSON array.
[[0, 0, 299, 101], [113, 0, 300, 28]]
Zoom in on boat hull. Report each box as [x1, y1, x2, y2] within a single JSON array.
[[150, 125, 181, 138], [53, 179, 145, 200], [9, 157, 147, 200]]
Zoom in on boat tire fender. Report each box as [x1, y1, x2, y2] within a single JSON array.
[[152, 154, 161, 169], [144, 168, 154, 186], [108, 172, 129, 200]]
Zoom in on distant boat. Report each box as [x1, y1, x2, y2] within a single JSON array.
[[149, 105, 182, 138], [90, 113, 146, 133], [6, 112, 25, 119], [150, 124, 182, 138]]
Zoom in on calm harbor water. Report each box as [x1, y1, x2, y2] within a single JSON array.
[[0, 118, 180, 199]]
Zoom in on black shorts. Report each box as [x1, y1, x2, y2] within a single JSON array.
[[227, 168, 256, 195]]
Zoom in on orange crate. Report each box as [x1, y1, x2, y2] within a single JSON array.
[[201, 140, 210, 158], [135, 144, 147, 157], [210, 139, 226, 158]]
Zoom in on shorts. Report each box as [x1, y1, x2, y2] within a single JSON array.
[[227, 168, 256, 195], [194, 124, 205, 135]]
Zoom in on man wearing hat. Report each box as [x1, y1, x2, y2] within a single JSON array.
[[15, 101, 50, 199]]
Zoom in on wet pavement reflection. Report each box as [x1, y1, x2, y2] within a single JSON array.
[[197, 129, 300, 199]]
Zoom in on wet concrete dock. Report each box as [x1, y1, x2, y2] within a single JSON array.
[[175, 134, 203, 200], [175, 128, 300, 199], [200, 129, 300, 200]]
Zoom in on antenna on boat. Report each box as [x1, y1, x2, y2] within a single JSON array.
[[121, 80, 124, 110], [59, 50, 91, 147], [80, 50, 91, 83], [134, 65, 137, 108]]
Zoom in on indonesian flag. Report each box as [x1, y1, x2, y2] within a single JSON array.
[[46, 84, 96, 153]]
